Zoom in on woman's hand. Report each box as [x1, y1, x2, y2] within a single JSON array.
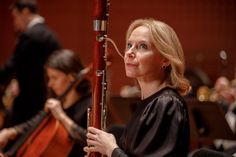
[[44, 98, 66, 121], [0, 128, 18, 149], [84, 127, 118, 157]]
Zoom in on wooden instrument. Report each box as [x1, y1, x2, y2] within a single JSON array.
[[88, 0, 110, 157], [15, 114, 73, 157]]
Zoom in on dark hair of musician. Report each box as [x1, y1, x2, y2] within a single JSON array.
[[11, 0, 38, 13], [45, 49, 90, 95]]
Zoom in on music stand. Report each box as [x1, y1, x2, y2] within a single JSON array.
[[187, 99, 236, 149]]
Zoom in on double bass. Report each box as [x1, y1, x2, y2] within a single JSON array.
[[2, 66, 91, 157]]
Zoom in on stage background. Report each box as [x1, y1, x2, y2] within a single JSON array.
[[0, 0, 236, 95]]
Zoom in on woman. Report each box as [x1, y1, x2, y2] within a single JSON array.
[[84, 18, 191, 157], [0, 49, 91, 157]]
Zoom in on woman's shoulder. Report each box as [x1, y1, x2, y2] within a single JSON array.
[[158, 87, 185, 103], [143, 87, 186, 113], [144, 87, 184, 105]]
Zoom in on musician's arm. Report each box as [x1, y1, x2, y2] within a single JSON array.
[[57, 113, 86, 143], [13, 110, 45, 134], [0, 110, 45, 149], [45, 98, 87, 142]]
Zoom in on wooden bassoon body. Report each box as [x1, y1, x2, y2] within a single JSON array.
[[89, 0, 109, 157]]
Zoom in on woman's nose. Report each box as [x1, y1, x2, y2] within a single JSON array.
[[125, 49, 136, 58]]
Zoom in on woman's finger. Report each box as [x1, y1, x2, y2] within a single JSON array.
[[86, 138, 101, 147], [84, 145, 97, 153], [87, 132, 98, 140], [87, 127, 100, 134]]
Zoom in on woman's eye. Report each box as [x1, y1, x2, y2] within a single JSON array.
[[139, 43, 148, 50], [127, 43, 132, 49]]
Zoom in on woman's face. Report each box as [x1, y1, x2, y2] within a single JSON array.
[[46, 67, 74, 96], [124, 26, 164, 81]]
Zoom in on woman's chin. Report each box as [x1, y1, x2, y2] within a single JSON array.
[[126, 72, 137, 78]]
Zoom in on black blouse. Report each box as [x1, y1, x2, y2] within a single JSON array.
[[112, 87, 190, 157]]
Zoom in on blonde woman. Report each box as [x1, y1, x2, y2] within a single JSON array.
[[84, 18, 191, 157]]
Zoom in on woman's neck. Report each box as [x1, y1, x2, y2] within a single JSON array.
[[138, 79, 166, 99], [63, 90, 80, 109]]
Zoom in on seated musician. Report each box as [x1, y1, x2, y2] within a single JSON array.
[[84, 18, 191, 157], [0, 49, 91, 157]]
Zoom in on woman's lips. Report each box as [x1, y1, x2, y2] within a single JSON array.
[[126, 62, 138, 67]]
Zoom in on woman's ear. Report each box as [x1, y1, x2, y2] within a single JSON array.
[[161, 57, 170, 68]]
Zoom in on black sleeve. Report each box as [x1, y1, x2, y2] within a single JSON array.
[[69, 124, 87, 146], [0, 55, 15, 85], [14, 110, 46, 134], [111, 148, 129, 157], [133, 95, 188, 156], [0, 33, 31, 85], [64, 95, 91, 146]]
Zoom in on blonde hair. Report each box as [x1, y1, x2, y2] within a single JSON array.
[[126, 18, 191, 95]]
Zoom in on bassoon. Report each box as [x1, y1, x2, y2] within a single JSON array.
[[89, 0, 110, 157]]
